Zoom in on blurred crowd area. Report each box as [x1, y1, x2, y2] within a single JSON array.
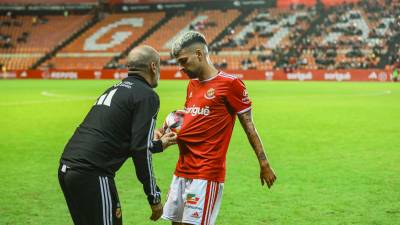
[[0, 0, 399, 71]]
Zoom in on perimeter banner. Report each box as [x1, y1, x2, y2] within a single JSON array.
[[1, 69, 393, 81]]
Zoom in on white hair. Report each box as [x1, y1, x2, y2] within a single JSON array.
[[171, 31, 207, 58]]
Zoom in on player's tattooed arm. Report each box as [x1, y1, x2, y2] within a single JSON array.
[[237, 110, 269, 163], [258, 151, 267, 160], [238, 110, 277, 188]]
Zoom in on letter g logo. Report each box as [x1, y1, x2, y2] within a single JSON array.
[[84, 18, 144, 51]]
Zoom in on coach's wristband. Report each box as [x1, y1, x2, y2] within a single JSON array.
[[149, 140, 163, 153]]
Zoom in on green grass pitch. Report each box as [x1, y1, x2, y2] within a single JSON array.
[[0, 80, 399, 225]]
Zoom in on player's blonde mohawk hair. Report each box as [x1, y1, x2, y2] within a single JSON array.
[[171, 31, 207, 58]]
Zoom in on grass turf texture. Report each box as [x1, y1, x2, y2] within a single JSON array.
[[0, 80, 399, 225]]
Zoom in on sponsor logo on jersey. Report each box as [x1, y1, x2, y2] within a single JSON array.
[[242, 89, 250, 103], [186, 194, 200, 205], [242, 97, 250, 104], [114, 81, 133, 89], [185, 105, 210, 116], [189, 91, 193, 98], [204, 88, 216, 99]]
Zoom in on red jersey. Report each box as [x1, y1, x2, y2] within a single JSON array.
[[175, 71, 252, 182]]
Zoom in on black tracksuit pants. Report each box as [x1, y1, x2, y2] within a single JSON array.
[[58, 164, 122, 225]]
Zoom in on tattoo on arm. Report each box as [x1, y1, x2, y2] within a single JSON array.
[[258, 152, 267, 160], [238, 110, 268, 162]]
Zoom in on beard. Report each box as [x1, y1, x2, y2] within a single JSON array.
[[181, 68, 198, 79]]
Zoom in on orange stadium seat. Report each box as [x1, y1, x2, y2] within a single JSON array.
[[0, 15, 91, 70], [122, 9, 241, 69], [141, 9, 240, 51]]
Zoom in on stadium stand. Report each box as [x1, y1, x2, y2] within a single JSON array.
[[115, 9, 241, 69], [295, 0, 400, 70], [209, 6, 318, 70], [0, 15, 91, 70], [0, 0, 96, 3], [143, 9, 240, 51], [387, 33, 400, 67], [1, 0, 399, 71], [46, 12, 165, 69]]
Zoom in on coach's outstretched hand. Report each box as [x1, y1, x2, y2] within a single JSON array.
[[260, 162, 276, 188], [150, 202, 163, 221], [153, 128, 164, 140], [160, 132, 177, 150]]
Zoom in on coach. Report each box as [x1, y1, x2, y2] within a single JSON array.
[[58, 45, 177, 225]]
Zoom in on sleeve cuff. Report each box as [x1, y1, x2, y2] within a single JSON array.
[[147, 186, 161, 205], [237, 106, 252, 115], [149, 140, 163, 153]]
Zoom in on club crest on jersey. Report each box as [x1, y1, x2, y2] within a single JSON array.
[[204, 88, 216, 99]]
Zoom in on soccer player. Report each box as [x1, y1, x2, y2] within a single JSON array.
[[160, 31, 277, 225], [58, 45, 177, 225]]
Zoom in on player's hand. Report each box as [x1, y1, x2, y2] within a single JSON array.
[[160, 132, 177, 149], [149, 202, 163, 221], [153, 128, 164, 140], [260, 162, 276, 188]]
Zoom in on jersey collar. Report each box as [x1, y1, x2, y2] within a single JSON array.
[[127, 74, 152, 87], [198, 71, 221, 83]]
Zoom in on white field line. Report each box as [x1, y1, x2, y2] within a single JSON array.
[[0, 91, 96, 106], [350, 90, 392, 96], [263, 90, 392, 99], [41, 91, 96, 99]]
